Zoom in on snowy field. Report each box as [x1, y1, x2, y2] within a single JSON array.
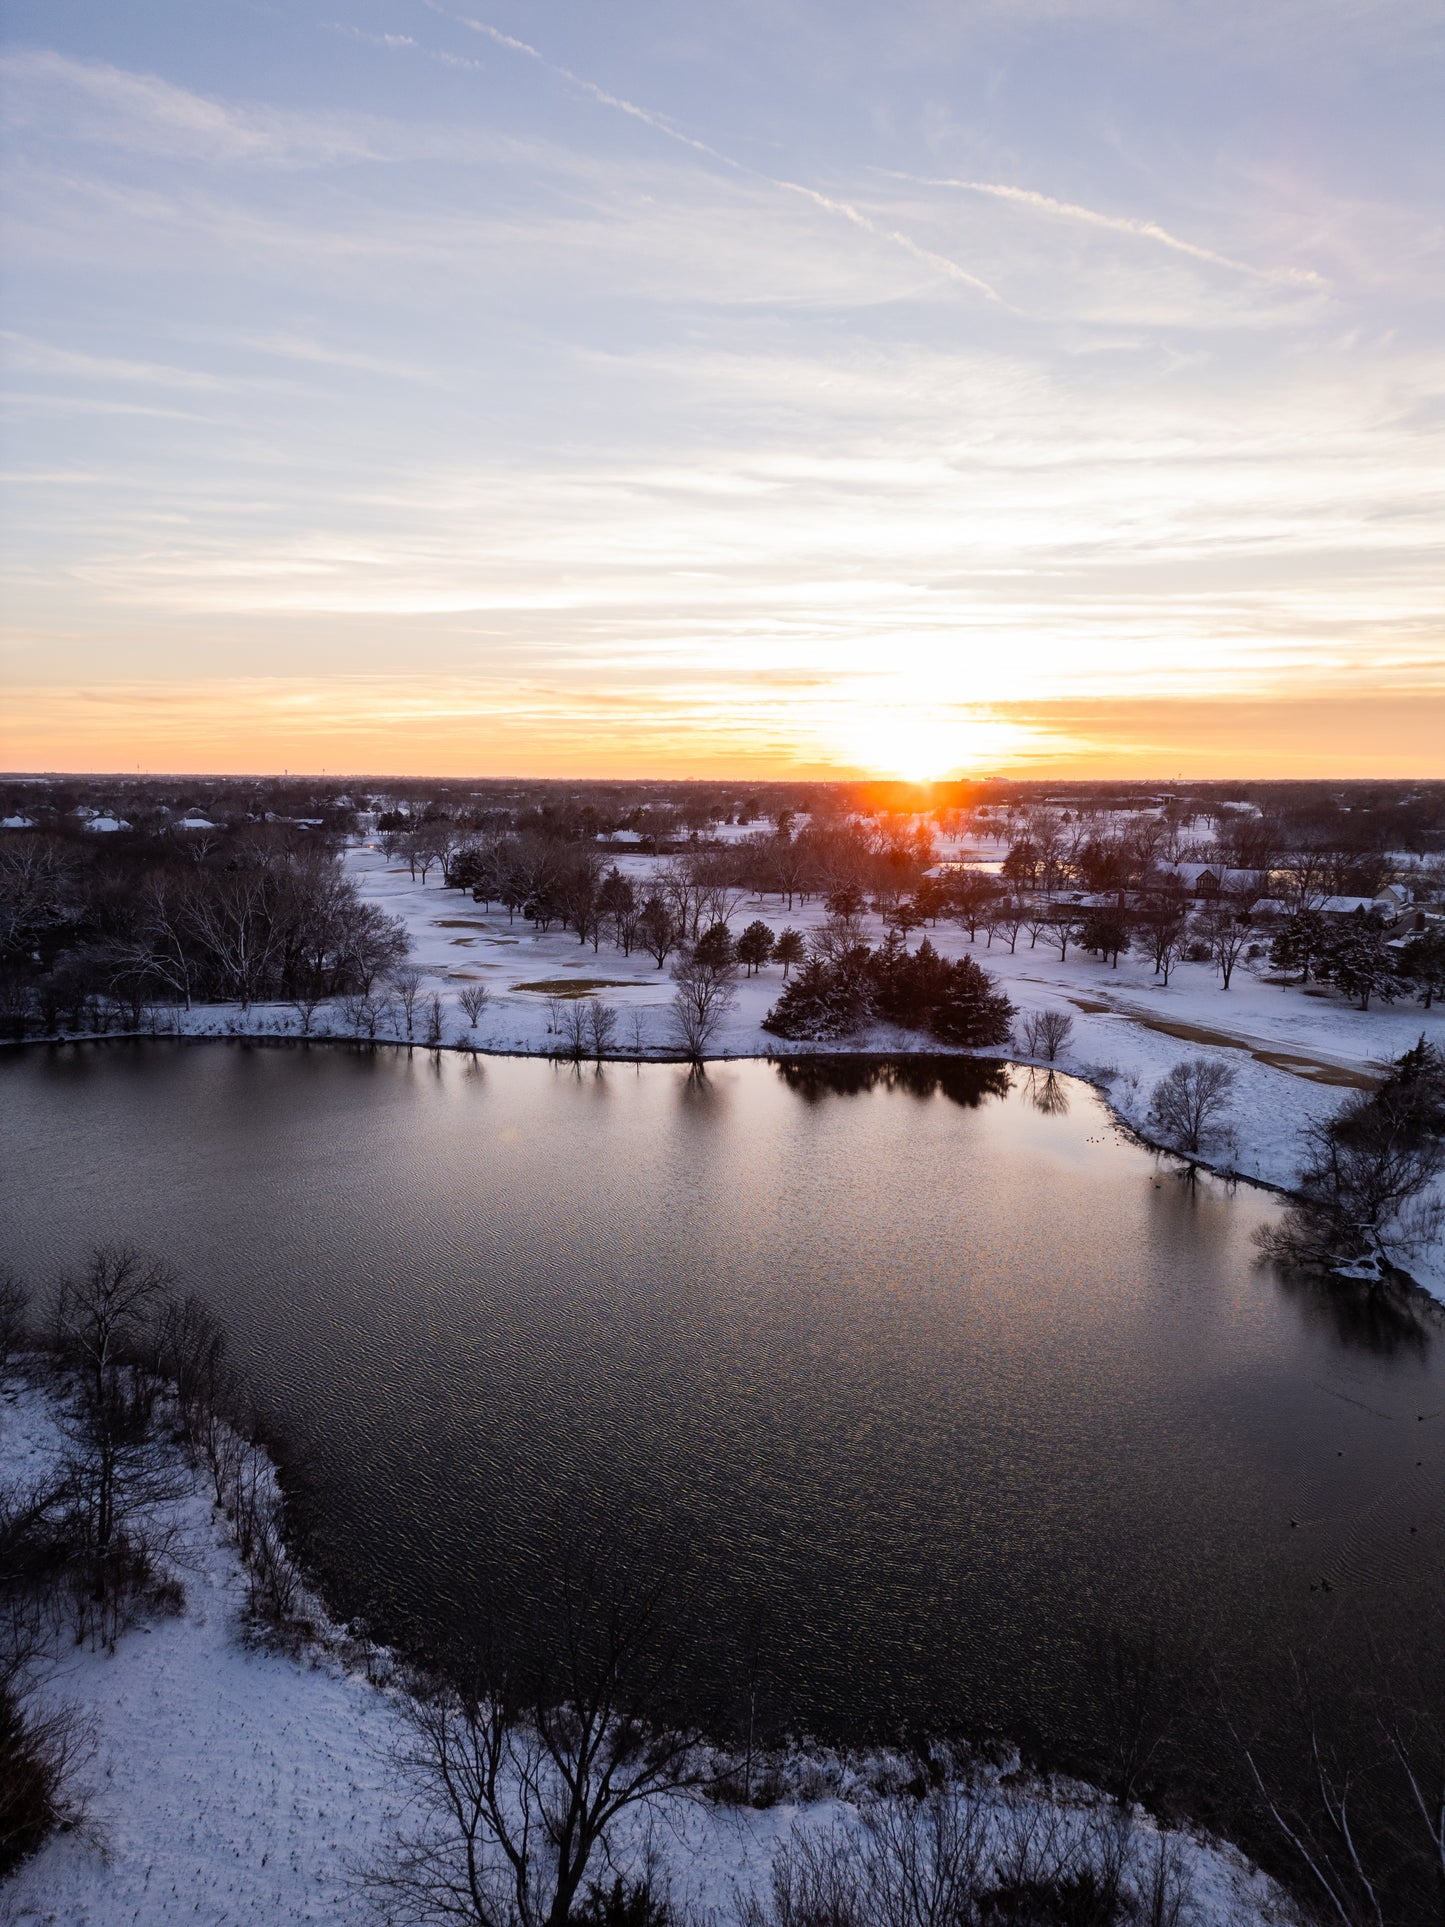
[[0, 1376, 1305, 1927], [151, 835, 1445, 1298]]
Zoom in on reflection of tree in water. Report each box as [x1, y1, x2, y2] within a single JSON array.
[[1025, 1068, 1070, 1116], [774, 1054, 1012, 1109], [1268, 1256, 1435, 1360]]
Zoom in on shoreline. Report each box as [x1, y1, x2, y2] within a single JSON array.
[[10, 1024, 1436, 1300], [0, 1366, 1308, 1927]]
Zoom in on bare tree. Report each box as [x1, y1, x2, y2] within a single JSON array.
[[586, 1000, 618, 1061], [341, 991, 382, 1041], [183, 870, 278, 1010], [1221, 1635, 1445, 1927], [1020, 1010, 1074, 1062], [1198, 902, 1252, 990], [636, 898, 678, 970], [288, 986, 328, 1036], [560, 1000, 591, 1062], [948, 872, 998, 942], [1139, 908, 1188, 986], [988, 902, 1029, 954], [1153, 921, 1189, 988], [810, 912, 866, 966], [458, 984, 490, 1028], [372, 1547, 706, 1927], [51, 1244, 185, 1634], [668, 950, 737, 1062], [390, 967, 424, 1041], [1148, 1057, 1237, 1156], [113, 877, 200, 1011], [1261, 1075, 1445, 1272], [1045, 912, 1082, 962]]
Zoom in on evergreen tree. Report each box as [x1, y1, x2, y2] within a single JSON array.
[[1401, 926, 1445, 1009], [1269, 908, 1327, 984], [1318, 923, 1407, 1010], [735, 920, 775, 975]]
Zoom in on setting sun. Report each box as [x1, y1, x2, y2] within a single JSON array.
[[831, 703, 1045, 782]]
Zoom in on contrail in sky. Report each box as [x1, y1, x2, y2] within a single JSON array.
[[421, 3, 1004, 302], [877, 171, 1325, 289]]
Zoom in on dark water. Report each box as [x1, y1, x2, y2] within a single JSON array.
[[3, 1041, 1442, 1760]]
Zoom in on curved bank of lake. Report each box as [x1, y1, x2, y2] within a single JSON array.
[[3, 1039, 1441, 1769]]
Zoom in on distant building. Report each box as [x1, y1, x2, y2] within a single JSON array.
[[1159, 863, 1261, 900]]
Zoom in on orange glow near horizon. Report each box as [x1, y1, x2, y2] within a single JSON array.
[[6, 677, 1445, 781]]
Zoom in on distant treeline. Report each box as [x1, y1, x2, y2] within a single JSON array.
[[5, 774, 1445, 1040]]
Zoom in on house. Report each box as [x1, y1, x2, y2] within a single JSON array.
[[1392, 907, 1438, 936], [1160, 863, 1261, 900]]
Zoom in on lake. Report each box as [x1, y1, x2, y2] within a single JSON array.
[[3, 1039, 1441, 1774]]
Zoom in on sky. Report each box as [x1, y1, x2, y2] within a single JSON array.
[[1, 0, 1442, 780]]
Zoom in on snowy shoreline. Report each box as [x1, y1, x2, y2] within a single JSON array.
[[0, 1371, 1307, 1927]]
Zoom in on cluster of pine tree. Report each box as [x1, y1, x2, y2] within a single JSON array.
[[763, 931, 1016, 1047]]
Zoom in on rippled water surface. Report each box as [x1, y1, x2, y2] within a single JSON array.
[[3, 1041, 1441, 1753]]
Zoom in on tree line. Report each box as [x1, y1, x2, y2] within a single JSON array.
[[0, 821, 409, 1037]]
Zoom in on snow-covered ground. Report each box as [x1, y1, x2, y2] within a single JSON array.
[[1, 1375, 1305, 1927], [149, 836, 1444, 1296]]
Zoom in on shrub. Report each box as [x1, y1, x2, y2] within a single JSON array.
[[0, 1271, 28, 1374], [571, 1876, 673, 1927], [0, 1676, 87, 1878]]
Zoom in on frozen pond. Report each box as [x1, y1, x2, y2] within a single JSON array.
[[3, 1040, 1441, 1769]]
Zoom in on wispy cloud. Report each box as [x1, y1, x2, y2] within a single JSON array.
[[878, 172, 1326, 289], [426, 6, 1004, 302], [326, 25, 418, 51], [0, 331, 289, 394], [186, 329, 436, 382], [0, 48, 388, 168]]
